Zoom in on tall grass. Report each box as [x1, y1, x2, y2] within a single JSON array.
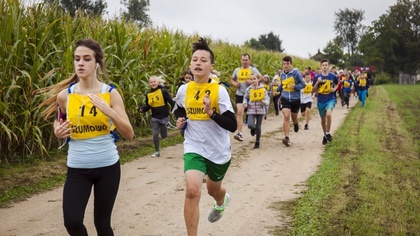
[[0, 0, 319, 162]]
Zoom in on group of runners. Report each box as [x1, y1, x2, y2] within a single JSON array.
[[41, 37, 371, 236]]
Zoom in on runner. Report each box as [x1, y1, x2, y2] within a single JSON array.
[[312, 59, 339, 145], [271, 70, 281, 116], [230, 53, 262, 141], [138, 76, 175, 157], [354, 69, 368, 107], [260, 74, 271, 119], [174, 37, 237, 236], [276, 56, 305, 146], [300, 72, 314, 130], [243, 74, 270, 149], [39, 38, 134, 235], [341, 68, 354, 109]]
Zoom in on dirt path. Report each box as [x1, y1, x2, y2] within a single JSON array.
[[0, 98, 357, 236]]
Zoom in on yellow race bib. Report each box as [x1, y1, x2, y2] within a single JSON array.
[[249, 87, 265, 102], [344, 81, 351, 88], [359, 78, 366, 87], [318, 80, 332, 94], [282, 77, 295, 92], [147, 89, 165, 107], [67, 93, 113, 140], [303, 83, 312, 95], [237, 68, 252, 83], [272, 85, 279, 93], [185, 82, 220, 120]]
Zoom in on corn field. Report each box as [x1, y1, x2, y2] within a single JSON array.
[[0, 0, 318, 162]]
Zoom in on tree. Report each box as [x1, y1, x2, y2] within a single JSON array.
[[245, 38, 265, 50], [59, 0, 107, 17], [258, 32, 284, 52], [121, 0, 151, 27], [358, 0, 419, 75], [333, 8, 365, 57], [245, 31, 284, 52], [323, 37, 344, 67]]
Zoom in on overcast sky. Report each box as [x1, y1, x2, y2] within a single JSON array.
[[106, 0, 397, 58]]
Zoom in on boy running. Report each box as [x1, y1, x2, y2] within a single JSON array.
[[312, 59, 338, 145], [276, 56, 305, 146], [174, 38, 237, 236]]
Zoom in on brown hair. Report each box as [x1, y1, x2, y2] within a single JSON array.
[[282, 56, 293, 64], [39, 39, 108, 120]]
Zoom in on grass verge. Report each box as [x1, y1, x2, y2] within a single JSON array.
[[272, 85, 420, 235]]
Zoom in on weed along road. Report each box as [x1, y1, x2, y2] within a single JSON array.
[[0, 99, 358, 235]]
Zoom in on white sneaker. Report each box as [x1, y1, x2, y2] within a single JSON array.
[[151, 152, 160, 157]]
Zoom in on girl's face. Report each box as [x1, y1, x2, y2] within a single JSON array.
[[190, 50, 213, 82], [250, 75, 259, 86], [184, 74, 192, 83], [149, 78, 160, 89], [74, 46, 97, 80]]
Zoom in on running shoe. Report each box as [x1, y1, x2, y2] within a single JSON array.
[[326, 133, 333, 142], [294, 123, 299, 133], [250, 128, 256, 136], [253, 141, 260, 149], [304, 124, 309, 130], [151, 152, 160, 157], [208, 193, 231, 223], [282, 137, 290, 147], [234, 133, 243, 141], [322, 136, 328, 145]]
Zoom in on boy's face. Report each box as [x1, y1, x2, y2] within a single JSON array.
[[190, 50, 213, 80], [321, 62, 329, 73], [283, 60, 292, 72], [304, 75, 311, 82]]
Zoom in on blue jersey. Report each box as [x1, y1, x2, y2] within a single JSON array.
[[313, 72, 338, 103]]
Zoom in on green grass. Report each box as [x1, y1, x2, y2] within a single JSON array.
[[286, 85, 420, 235]]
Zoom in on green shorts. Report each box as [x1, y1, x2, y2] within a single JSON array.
[[184, 153, 230, 182]]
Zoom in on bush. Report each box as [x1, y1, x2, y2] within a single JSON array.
[[374, 72, 393, 85]]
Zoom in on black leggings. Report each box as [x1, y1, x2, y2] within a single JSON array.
[[63, 161, 121, 236]]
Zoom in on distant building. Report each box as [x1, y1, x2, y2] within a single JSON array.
[[311, 49, 328, 61]]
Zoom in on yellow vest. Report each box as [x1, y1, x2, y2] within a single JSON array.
[[282, 77, 295, 92], [272, 85, 279, 95], [147, 89, 165, 107], [359, 78, 367, 87], [185, 82, 220, 120], [303, 83, 313, 95], [237, 68, 252, 83], [344, 81, 351, 88], [318, 80, 332, 94], [67, 92, 113, 140], [249, 87, 266, 102]]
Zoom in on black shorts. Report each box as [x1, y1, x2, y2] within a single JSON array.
[[280, 97, 300, 113], [300, 102, 312, 113], [235, 95, 244, 104]]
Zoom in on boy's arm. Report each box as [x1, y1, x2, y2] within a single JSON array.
[[210, 110, 237, 133]]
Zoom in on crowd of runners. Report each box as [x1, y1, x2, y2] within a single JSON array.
[[41, 37, 372, 236]]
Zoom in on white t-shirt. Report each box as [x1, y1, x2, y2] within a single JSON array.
[[175, 80, 234, 164]]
